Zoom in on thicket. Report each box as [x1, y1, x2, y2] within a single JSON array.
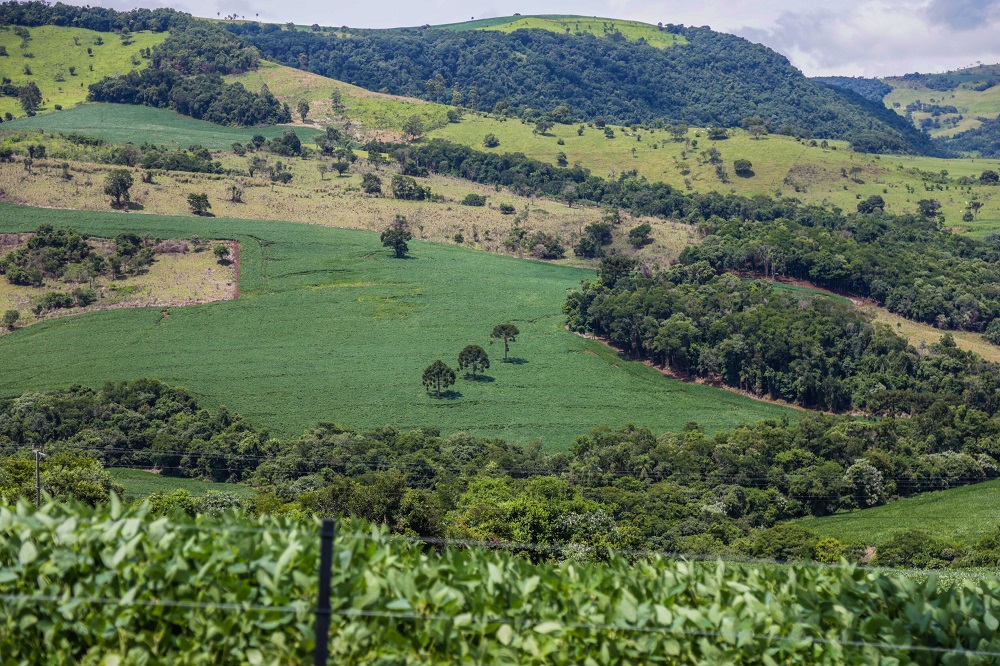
[[565, 262, 1000, 414], [397, 139, 1000, 333], [228, 22, 934, 154], [0, 1, 187, 33], [4, 503, 1000, 663], [5, 379, 1000, 565]]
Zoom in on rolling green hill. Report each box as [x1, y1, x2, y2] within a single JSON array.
[[0, 204, 791, 448], [797, 479, 1000, 546], [0, 25, 165, 120], [883, 65, 1000, 138], [462, 15, 688, 49]]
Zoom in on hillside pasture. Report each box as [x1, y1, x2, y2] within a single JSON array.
[[0, 204, 792, 448], [797, 479, 1000, 546], [884, 65, 1000, 138], [473, 16, 687, 49], [109, 469, 256, 499], [226, 60, 451, 137], [0, 25, 165, 120], [430, 114, 1000, 232]]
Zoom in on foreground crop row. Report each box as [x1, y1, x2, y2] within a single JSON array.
[[1, 500, 999, 664]]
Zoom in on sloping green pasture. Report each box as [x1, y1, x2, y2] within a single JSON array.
[[0, 204, 791, 449]]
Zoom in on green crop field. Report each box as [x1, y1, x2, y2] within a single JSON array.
[[0, 25, 165, 120], [0, 204, 791, 449], [2, 103, 312, 149], [470, 16, 687, 49], [431, 114, 1000, 232], [109, 469, 256, 499], [797, 479, 1000, 545]]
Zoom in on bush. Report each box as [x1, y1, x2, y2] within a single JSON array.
[[361, 173, 382, 195], [32, 291, 75, 315], [461, 193, 486, 207], [628, 223, 652, 247], [498, 203, 516, 215], [733, 159, 753, 176], [483, 133, 500, 148]]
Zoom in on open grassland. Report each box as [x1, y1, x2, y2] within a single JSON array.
[[109, 469, 256, 499], [884, 65, 1000, 138], [431, 114, 1000, 232], [473, 16, 687, 49], [797, 479, 1000, 546], [0, 151, 694, 269], [0, 25, 165, 120], [226, 61, 451, 138], [3, 104, 310, 149], [0, 205, 792, 448], [0, 236, 236, 328]]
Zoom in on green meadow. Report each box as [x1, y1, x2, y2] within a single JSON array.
[[797, 479, 1000, 546], [472, 16, 687, 49], [0, 204, 791, 449], [3, 103, 313, 149], [109, 469, 257, 499], [0, 24, 165, 119], [431, 114, 1000, 232]]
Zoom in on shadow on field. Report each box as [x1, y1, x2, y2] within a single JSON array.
[[465, 375, 495, 383], [504, 358, 529, 365], [438, 390, 463, 400]]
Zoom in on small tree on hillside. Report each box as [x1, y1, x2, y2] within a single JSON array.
[[857, 195, 885, 214], [103, 169, 134, 208], [483, 133, 500, 148], [2, 309, 19, 330], [188, 193, 211, 216], [422, 360, 456, 398], [362, 173, 382, 195], [490, 323, 520, 362], [381, 215, 413, 258], [213, 244, 230, 263], [297, 99, 310, 122], [18, 81, 41, 112], [332, 161, 350, 177], [733, 159, 753, 176], [457, 345, 490, 378], [403, 115, 424, 141]]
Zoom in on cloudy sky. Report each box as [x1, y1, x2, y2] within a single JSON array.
[[71, 0, 1000, 77]]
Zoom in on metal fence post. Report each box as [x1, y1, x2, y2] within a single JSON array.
[[314, 518, 335, 666]]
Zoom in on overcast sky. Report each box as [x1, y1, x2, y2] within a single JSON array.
[[71, 0, 1000, 77]]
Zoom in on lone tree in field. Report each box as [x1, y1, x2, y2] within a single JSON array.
[[422, 360, 456, 398], [187, 193, 211, 216], [18, 81, 41, 113], [458, 345, 490, 378], [403, 115, 424, 141], [332, 161, 350, 177], [381, 215, 413, 258], [490, 323, 520, 362], [362, 172, 382, 195], [103, 169, 134, 208], [2, 309, 19, 330], [213, 243, 230, 263], [297, 99, 310, 122]]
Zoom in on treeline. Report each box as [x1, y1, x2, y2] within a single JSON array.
[[812, 76, 892, 103], [0, 1, 187, 33], [566, 258, 1000, 414], [4, 379, 1000, 568], [941, 115, 1000, 157], [394, 139, 1000, 333], [228, 22, 936, 155]]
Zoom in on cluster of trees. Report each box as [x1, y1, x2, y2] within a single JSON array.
[[88, 71, 291, 127], [390, 140, 1000, 334], [812, 76, 893, 103], [226, 22, 935, 154], [566, 257, 1000, 414], [5, 379, 1000, 568], [0, 2, 188, 33], [942, 115, 1000, 157]]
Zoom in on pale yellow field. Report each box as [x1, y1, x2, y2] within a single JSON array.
[[862, 304, 1000, 362]]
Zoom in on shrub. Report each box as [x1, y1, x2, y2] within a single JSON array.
[[361, 173, 382, 195], [483, 133, 500, 148], [32, 291, 75, 315], [461, 193, 486, 206], [499, 203, 516, 215], [628, 223, 652, 247]]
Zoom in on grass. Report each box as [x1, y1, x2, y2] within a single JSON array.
[[471, 16, 687, 49], [3, 103, 313, 149], [0, 25, 165, 120], [0, 204, 793, 450], [109, 469, 256, 499], [430, 114, 1000, 232], [861, 304, 1000, 362], [0, 147, 695, 270], [796, 479, 1000, 545], [884, 65, 1000, 138], [226, 60, 452, 138], [0, 235, 236, 329]]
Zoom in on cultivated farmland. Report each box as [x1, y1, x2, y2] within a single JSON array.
[[0, 204, 792, 447]]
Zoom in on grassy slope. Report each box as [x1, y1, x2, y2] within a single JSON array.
[[797, 479, 1000, 545], [3, 103, 310, 149], [110, 469, 255, 499], [473, 16, 687, 49], [226, 60, 451, 137], [0, 25, 165, 120], [0, 204, 791, 449], [430, 115, 1000, 232], [882, 65, 1000, 138]]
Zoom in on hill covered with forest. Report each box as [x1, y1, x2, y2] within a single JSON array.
[[227, 19, 937, 155]]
